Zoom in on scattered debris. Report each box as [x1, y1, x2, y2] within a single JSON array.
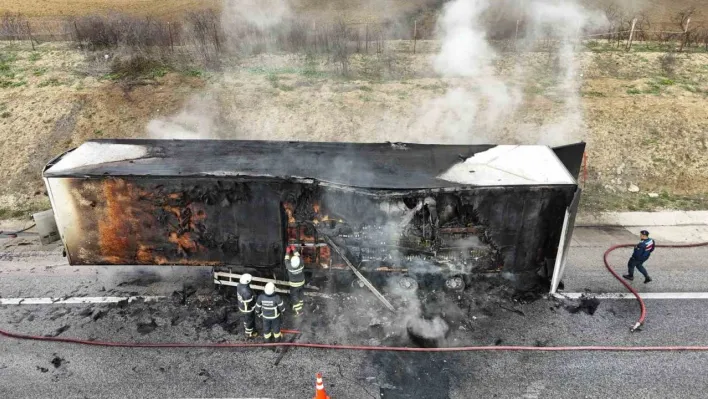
[[406, 317, 449, 348], [498, 304, 525, 316], [136, 319, 158, 335], [50, 354, 65, 368], [45, 325, 70, 337], [78, 307, 94, 318], [494, 338, 503, 346], [198, 369, 213, 383], [628, 184, 640, 193], [565, 297, 600, 315], [92, 310, 107, 321], [118, 276, 161, 287], [36, 366, 49, 373], [648, 193, 659, 198], [274, 333, 300, 365]]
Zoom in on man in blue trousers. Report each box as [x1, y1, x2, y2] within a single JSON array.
[[623, 230, 655, 283]]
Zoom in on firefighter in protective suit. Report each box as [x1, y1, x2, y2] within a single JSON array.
[[284, 245, 305, 316], [255, 282, 286, 343], [236, 274, 258, 338]]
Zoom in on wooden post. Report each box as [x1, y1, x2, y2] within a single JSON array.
[[365, 23, 369, 53], [625, 18, 637, 51], [413, 20, 417, 54], [26, 22, 35, 51], [514, 19, 520, 51], [679, 17, 690, 52], [213, 21, 220, 52], [73, 21, 83, 50], [168, 22, 174, 52]]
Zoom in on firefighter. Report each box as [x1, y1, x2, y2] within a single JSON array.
[[255, 282, 286, 343], [236, 274, 258, 338], [623, 230, 655, 283], [284, 245, 305, 316]]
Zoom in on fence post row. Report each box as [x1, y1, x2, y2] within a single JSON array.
[[626, 18, 637, 51], [413, 20, 417, 54], [72, 21, 83, 50], [168, 22, 174, 52], [25, 21, 35, 51], [679, 17, 690, 52]]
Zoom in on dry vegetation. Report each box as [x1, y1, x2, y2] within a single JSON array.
[[0, 0, 707, 218], [0, 0, 220, 19]]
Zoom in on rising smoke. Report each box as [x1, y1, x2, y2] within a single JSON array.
[[143, 0, 609, 345], [398, 0, 608, 146]]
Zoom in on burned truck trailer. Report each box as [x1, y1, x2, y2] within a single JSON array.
[[42, 139, 583, 293]]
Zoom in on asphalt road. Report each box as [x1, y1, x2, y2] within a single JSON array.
[[1, 226, 708, 398]]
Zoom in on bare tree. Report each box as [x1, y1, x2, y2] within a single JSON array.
[[329, 20, 351, 76], [1, 12, 29, 41]]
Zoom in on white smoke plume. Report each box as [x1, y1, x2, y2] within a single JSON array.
[[402, 0, 608, 146], [404, 0, 522, 144], [221, 0, 292, 30], [146, 94, 220, 139], [519, 0, 608, 145]]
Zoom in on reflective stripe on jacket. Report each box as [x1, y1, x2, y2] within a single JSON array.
[[285, 256, 306, 287], [255, 293, 285, 319], [632, 238, 655, 261], [237, 283, 255, 313]]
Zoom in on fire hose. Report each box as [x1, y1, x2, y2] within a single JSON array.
[[603, 240, 708, 332], [2, 241, 708, 352]]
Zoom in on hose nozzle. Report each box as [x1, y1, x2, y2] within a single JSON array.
[[630, 322, 642, 332]]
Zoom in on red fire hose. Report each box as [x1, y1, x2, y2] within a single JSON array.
[[604, 241, 708, 332], [2, 241, 708, 352]]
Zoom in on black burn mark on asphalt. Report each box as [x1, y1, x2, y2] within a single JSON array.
[[92, 310, 107, 321], [565, 297, 600, 316], [49, 308, 72, 321], [51, 354, 65, 368], [374, 351, 455, 399], [45, 325, 70, 337], [136, 319, 158, 335], [118, 274, 162, 287]]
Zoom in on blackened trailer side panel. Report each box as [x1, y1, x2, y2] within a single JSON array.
[[462, 186, 575, 288], [46, 177, 283, 267]]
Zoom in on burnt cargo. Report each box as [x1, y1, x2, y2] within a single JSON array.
[[43, 139, 583, 291]]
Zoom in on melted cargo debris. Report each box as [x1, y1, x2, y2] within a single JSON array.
[[136, 319, 158, 335], [45, 325, 70, 337], [51, 354, 65, 368], [565, 297, 600, 315], [92, 310, 107, 321], [118, 275, 161, 287]]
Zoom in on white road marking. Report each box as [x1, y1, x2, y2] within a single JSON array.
[[0, 296, 165, 305], [0, 292, 332, 305], [555, 292, 708, 300]]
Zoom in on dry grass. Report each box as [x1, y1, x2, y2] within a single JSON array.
[[2, 0, 704, 24], [2, 42, 706, 217], [0, 0, 219, 19]]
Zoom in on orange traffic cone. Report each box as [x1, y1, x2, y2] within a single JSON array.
[[313, 372, 331, 399]]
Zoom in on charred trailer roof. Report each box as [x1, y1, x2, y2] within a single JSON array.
[[42, 139, 583, 291]]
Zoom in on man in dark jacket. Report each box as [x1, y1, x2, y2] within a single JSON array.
[[255, 282, 286, 343], [236, 274, 258, 338], [623, 230, 655, 283]]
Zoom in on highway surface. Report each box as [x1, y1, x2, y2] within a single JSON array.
[[1, 225, 708, 398]]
